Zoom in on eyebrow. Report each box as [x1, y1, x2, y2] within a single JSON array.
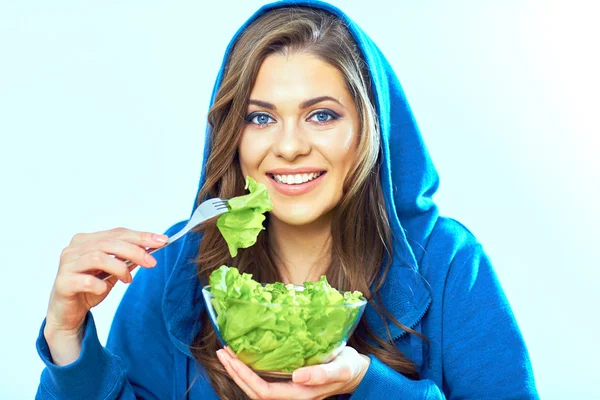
[[247, 96, 344, 110]]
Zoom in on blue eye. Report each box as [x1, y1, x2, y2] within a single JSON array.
[[245, 112, 275, 126], [309, 110, 339, 124]]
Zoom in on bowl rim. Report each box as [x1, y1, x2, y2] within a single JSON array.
[[202, 285, 368, 308]]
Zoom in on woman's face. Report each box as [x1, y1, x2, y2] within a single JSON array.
[[238, 53, 360, 227]]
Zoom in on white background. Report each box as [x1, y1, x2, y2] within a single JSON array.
[[1, 1, 598, 398]]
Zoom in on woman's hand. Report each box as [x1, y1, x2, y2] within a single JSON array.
[[43, 227, 167, 365], [217, 346, 370, 400]]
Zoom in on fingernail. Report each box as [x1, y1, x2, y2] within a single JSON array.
[[293, 369, 311, 383], [153, 234, 168, 243], [144, 253, 157, 267]]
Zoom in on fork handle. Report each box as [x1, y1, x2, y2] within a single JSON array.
[[94, 247, 162, 281]]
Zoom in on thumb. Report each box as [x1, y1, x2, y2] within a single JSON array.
[[292, 347, 359, 386]]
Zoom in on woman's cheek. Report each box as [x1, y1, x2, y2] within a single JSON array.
[[313, 123, 357, 151], [238, 133, 266, 173]]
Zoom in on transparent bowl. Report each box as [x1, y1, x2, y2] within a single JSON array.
[[202, 285, 367, 379]]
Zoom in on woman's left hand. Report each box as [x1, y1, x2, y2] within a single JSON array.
[[217, 346, 370, 400]]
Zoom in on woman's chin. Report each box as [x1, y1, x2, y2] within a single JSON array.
[[269, 209, 329, 228]]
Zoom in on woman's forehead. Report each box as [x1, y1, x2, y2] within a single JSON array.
[[249, 53, 352, 106]]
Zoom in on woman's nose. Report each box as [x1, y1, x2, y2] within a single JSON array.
[[271, 122, 311, 161]]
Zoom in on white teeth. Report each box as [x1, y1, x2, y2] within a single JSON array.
[[272, 172, 322, 185]]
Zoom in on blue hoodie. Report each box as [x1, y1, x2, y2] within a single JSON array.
[[36, 1, 538, 399]]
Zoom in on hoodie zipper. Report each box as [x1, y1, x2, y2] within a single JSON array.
[[391, 296, 431, 342], [390, 297, 431, 370]]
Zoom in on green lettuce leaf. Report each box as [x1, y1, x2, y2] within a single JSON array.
[[250, 335, 305, 371], [217, 177, 273, 257], [208, 265, 365, 372]]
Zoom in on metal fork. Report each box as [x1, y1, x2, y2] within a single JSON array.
[[95, 197, 229, 281]]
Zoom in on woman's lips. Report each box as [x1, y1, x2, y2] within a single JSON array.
[[267, 172, 326, 196]]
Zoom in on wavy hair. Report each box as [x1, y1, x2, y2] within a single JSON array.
[[190, 7, 422, 399]]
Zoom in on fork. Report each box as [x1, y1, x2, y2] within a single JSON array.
[[95, 197, 229, 281]]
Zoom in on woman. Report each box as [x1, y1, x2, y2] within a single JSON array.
[[36, 1, 538, 399]]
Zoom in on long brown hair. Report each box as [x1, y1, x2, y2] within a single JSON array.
[[190, 7, 422, 398]]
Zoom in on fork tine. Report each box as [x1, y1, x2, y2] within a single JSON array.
[[203, 198, 226, 206], [212, 199, 229, 208]]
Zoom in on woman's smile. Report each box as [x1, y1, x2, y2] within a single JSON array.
[[267, 169, 327, 196], [237, 52, 359, 227]]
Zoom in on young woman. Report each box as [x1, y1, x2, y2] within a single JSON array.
[[36, 1, 538, 399]]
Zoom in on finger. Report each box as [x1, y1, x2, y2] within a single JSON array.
[[69, 232, 91, 246], [224, 346, 237, 359], [106, 227, 168, 249], [79, 238, 157, 269], [222, 353, 315, 400], [64, 251, 132, 283], [224, 354, 270, 399], [223, 348, 339, 399], [69, 228, 167, 249], [105, 274, 119, 288], [59, 246, 79, 264], [292, 349, 355, 386], [236, 359, 340, 400], [217, 350, 260, 399], [292, 363, 350, 386], [55, 273, 110, 297]]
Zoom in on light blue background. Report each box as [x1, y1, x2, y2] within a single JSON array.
[[1, 1, 598, 398]]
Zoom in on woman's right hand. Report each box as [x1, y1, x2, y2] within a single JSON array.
[[43, 227, 168, 365]]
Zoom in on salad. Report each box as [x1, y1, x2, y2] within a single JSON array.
[[208, 265, 365, 371], [208, 176, 365, 372], [216, 177, 273, 257]]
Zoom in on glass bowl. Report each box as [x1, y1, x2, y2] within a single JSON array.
[[202, 285, 367, 379]]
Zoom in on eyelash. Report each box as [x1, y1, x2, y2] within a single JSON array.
[[309, 110, 340, 124], [245, 112, 275, 126], [244, 110, 341, 127]]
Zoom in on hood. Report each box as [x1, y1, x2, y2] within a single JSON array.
[[163, 0, 439, 356]]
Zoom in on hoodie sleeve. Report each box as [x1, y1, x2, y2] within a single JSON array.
[[348, 355, 445, 399], [439, 245, 538, 399], [36, 313, 139, 399], [349, 245, 538, 400], [36, 224, 181, 400]]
